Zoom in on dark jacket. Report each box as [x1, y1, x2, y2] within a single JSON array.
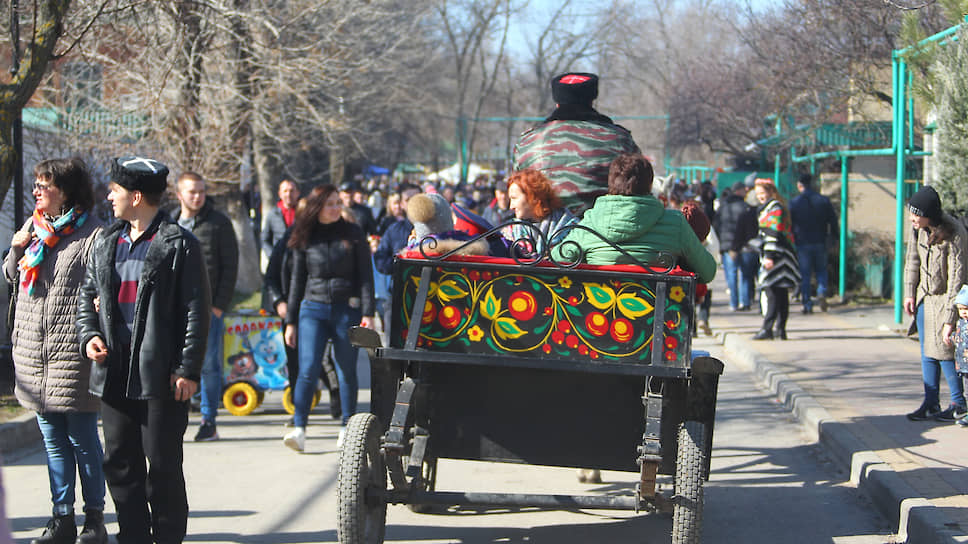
[[171, 200, 239, 311], [790, 188, 838, 246], [733, 205, 759, 253], [261, 204, 291, 259], [376, 214, 402, 237], [373, 219, 412, 275], [288, 218, 375, 323], [482, 201, 513, 227], [713, 192, 753, 251], [77, 212, 212, 400], [263, 228, 293, 324], [348, 202, 377, 235]]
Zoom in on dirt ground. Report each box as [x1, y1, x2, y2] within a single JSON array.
[[0, 391, 25, 423]]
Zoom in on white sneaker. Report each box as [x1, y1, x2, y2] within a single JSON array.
[[283, 428, 305, 452], [336, 427, 346, 450]]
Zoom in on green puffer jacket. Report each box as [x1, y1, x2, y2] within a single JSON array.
[[555, 195, 717, 283]]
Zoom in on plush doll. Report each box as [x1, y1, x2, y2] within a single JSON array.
[[401, 193, 489, 256]]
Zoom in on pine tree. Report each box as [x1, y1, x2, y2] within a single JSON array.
[[934, 26, 968, 216]]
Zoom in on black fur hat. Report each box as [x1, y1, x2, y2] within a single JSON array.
[[550, 72, 599, 105], [110, 156, 169, 194]]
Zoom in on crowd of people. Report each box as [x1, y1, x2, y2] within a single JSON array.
[[0, 69, 864, 544]]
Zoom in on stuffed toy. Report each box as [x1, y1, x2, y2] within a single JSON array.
[[401, 193, 489, 256]]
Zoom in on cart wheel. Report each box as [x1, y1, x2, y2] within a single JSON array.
[[283, 387, 322, 415], [407, 456, 438, 513], [672, 421, 706, 544], [337, 413, 387, 544], [223, 383, 260, 416]]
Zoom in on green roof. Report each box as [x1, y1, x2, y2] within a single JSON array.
[[757, 121, 893, 149]]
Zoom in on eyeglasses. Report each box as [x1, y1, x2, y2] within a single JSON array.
[[33, 182, 53, 192]]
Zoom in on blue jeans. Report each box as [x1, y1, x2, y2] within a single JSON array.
[[722, 251, 758, 309], [797, 243, 828, 310], [295, 300, 361, 427], [916, 304, 966, 408], [736, 251, 760, 308], [36, 412, 105, 514], [200, 312, 225, 423], [721, 251, 740, 310]]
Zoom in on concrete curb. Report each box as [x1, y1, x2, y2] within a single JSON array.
[[0, 411, 40, 456], [720, 331, 961, 544]]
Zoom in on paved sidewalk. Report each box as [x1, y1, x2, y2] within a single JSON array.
[[709, 294, 968, 544]]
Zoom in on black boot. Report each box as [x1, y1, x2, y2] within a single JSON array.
[[774, 328, 787, 340], [76, 509, 107, 544], [752, 329, 773, 340], [31, 512, 76, 544]]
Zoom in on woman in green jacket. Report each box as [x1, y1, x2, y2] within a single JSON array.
[[555, 154, 716, 284]]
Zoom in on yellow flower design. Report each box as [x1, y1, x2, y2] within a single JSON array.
[[558, 276, 572, 289], [468, 325, 485, 342], [669, 286, 686, 303]]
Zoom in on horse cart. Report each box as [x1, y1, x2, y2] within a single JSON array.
[[339, 230, 724, 543]]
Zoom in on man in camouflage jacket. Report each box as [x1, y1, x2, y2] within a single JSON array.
[[513, 72, 640, 217]]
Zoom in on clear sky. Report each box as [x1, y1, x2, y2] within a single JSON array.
[[508, 0, 774, 59]]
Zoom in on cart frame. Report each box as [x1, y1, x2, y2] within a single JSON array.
[[339, 225, 724, 544]]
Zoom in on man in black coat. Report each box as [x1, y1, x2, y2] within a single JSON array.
[[713, 182, 756, 311], [171, 172, 239, 442], [339, 181, 377, 235], [790, 173, 838, 313], [78, 156, 211, 544]]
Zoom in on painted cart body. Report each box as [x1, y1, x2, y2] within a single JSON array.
[[340, 248, 723, 544]]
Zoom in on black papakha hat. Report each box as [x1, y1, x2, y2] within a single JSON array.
[[908, 185, 943, 223], [550, 72, 599, 105], [110, 156, 169, 194]]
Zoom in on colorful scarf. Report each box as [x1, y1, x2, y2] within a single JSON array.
[[18, 207, 88, 295], [758, 199, 795, 247]]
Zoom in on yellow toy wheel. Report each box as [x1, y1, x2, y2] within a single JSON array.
[[223, 382, 260, 416], [283, 386, 296, 415], [282, 386, 322, 415]]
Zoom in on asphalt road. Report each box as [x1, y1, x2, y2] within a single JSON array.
[[4, 335, 895, 543]]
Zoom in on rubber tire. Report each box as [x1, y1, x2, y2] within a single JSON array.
[[672, 420, 706, 544], [337, 413, 387, 544], [282, 386, 322, 415], [223, 382, 260, 416]]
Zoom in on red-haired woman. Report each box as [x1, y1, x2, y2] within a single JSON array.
[[502, 169, 577, 258], [752, 179, 800, 340], [282, 185, 374, 453]]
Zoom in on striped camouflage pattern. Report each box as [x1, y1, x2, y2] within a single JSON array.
[[513, 120, 640, 216]]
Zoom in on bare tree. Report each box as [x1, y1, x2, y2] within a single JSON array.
[[0, 0, 73, 210]]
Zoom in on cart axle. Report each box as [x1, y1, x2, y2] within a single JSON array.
[[392, 490, 665, 512]]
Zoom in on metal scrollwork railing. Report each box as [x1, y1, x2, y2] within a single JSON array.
[[409, 218, 680, 275]]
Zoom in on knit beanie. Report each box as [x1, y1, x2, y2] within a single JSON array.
[[550, 73, 599, 105], [908, 185, 942, 224], [956, 284, 968, 308], [407, 193, 454, 240]]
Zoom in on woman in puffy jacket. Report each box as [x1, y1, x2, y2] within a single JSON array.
[[282, 185, 374, 453], [3, 158, 106, 543]]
